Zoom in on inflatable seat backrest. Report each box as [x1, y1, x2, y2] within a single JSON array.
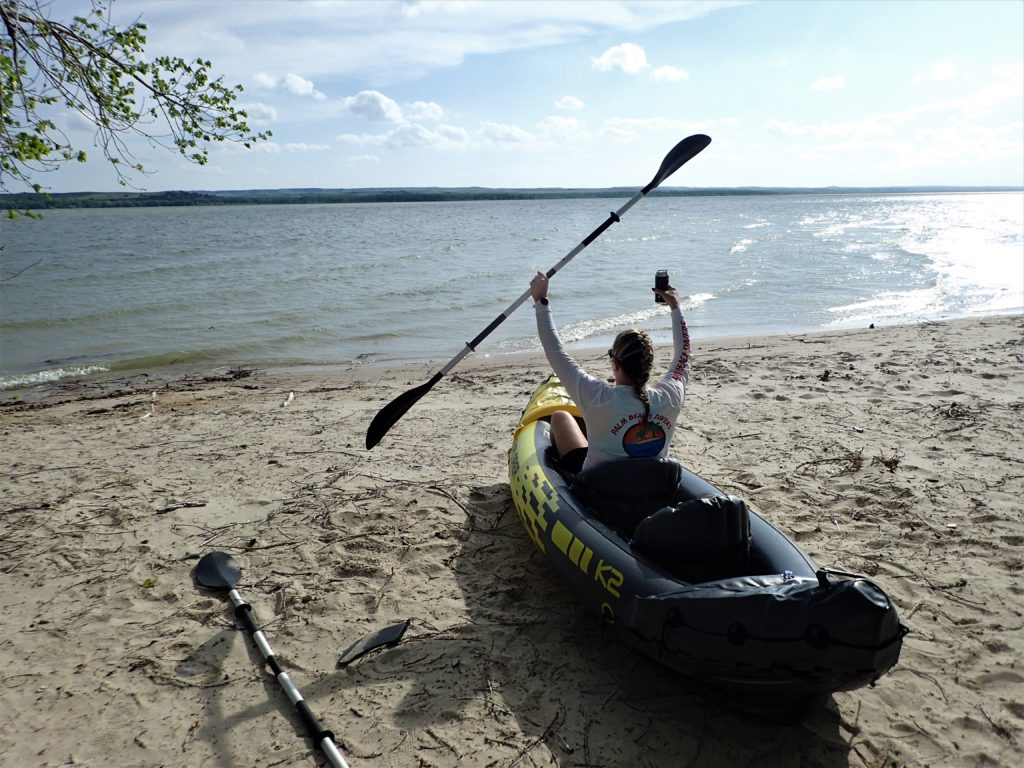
[[630, 495, 752, 583], [572, 459, 684, 536]]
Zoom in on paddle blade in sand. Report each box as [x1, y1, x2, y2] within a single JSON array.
[[195, 551, 240, 590]]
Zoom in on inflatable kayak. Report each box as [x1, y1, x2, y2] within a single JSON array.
[[508, 376, 907, 712]]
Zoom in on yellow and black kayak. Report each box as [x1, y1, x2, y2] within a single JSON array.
[[509, 376, 906, 711]]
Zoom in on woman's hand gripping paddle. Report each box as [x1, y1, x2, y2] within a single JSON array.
[[365, 133, 712, 449], [195, 552, 353, 768]]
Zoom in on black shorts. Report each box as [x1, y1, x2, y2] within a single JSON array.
[[560, 447, 588, 474]]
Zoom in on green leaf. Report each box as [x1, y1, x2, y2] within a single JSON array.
[[1, 0, 271, 196]]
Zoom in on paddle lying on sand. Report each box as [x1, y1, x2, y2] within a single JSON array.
[[365, 133, 712, 449], [195, 551, 353, 768]]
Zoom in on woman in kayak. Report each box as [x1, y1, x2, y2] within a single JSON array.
[[530, 271, 691, 474]]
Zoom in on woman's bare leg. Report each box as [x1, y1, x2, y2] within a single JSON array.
[[550, 410, 587, 457]]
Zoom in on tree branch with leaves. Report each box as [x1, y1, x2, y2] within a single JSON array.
[[1, 0, 270, 203]]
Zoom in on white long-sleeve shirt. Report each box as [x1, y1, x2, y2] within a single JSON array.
[[535, 301, 690, 471]]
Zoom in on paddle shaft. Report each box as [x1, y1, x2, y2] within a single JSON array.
[[438, 191, 642, 377], [227, 588, 352, 768], [365, 134, 711, 448]]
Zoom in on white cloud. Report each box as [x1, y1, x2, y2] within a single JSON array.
[[479, 121, 535, 146], [650, 65, 689, 82], [961, 63, 1024, 114], [930, 61, 956, 81], [765, 68, 1024, 169], [283, 143, 330, 152], [603, 116, 691, 132], [810, 74, 846, 91], [399, 1, 483, 20], [250, 142, 282, 154], [764, 117, 892, 139], [592, 43, 649, 74], [537, 116, 591, 141], [282, 73, 327, 100], [343, 90, 404, 122], [138, 1, 737, 84], [337, 132, 389, 147], [992, 62, 1023, 81], [384, 123, 440, 148], [342, 92, 447, 126], [253, 72, 326, 100], [247, 141, 328, 155], [404, 100, 446, 121], [337, 122, 469, 150], [598, 125, 638, 142], [253, 72, 277, 88], [555, 95, 584, 111], [911, 120, 1022, 163], [240, 102, 278, 125], [437, 124, 471, 143], [597, 115, 716, 143]]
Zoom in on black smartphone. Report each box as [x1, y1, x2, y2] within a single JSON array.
[[654, 270, 669, 303]]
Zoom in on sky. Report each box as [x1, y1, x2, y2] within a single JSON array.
[[34, 0, 1024, 192]]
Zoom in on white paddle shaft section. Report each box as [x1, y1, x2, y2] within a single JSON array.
[[227, 589, 353, 768], [321, 740, 353, 768]]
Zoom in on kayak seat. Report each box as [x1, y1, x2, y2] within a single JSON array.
[[630, 496, 752, 583], [571, 458, 685, 536]]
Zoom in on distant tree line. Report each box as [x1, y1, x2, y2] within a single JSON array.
[[2, 185, 1019, 210]]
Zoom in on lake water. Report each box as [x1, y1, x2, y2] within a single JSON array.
[[1, 192, 1021, 390]]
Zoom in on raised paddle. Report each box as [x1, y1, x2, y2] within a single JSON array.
[[365, 133, 712, 449], [195, 551, 353, 768]]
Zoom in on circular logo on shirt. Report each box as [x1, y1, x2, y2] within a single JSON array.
[[622, 421, 667, 458]]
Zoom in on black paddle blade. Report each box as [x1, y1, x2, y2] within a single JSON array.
[[196, 551, 241, 590], [642, 134, 712, 194], [366, 372, 443, 449], [337, 618, 411, 667]]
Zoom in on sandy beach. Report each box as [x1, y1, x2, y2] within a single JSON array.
[[1, 313, 1022, 768]]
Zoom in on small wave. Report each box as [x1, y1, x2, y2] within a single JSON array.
[[555, 294, 716, 344], [0, 365, 110, 391], [729, 239, 754, 254], [725, 278, 758, 292], [556, 312, 656, 344], [107, 350, 228, 371], [346, 330, 405, 344], [493, 292, 717, 355], [0, 303, 162, 331], [743, 221, 770, 229], [686, 293, 716, 308], [619, 235, 663, 242], [825, 287, 942, 326]]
